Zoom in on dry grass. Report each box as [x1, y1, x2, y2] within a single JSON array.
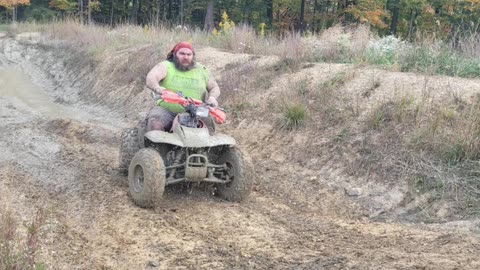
[[7, 20, 480, 78], [357, 90, 480, 219], [0, 207, 46, 270], [218, 60, 258, 118]]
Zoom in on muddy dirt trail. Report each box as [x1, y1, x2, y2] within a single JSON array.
[[0, 36, 479, 269]]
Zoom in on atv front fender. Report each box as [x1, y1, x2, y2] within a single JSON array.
[[145, 126, 236, 148]]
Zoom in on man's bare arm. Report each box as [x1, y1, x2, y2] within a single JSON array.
[[206, 77, 220, 107], [146, 62, 167, 93], [207, 78, 220, 99]]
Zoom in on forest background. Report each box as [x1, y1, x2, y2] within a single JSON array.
[[1, 0, 480, 42]]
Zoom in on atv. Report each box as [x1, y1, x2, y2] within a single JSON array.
[[119, 90, 251, 208]]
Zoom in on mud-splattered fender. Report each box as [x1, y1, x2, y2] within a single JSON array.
[[144, 126, 236, 148]]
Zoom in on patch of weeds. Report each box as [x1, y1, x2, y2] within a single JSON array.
[[334, 128, 350, 143], [395, 96, 416, 123], [399, 44, 436, 74], [441, 108, 456, 124], [429, 114, 443, 137], [223, 61, 244, 71], [464, 197, 480, 217], [302, 63, 315, 69], [224, 102, 251, 118], [362, 80, 380, 98], [445, 143, 466, 166], [0, 208, 46, 270], [399, 44, 480, 78], [324, 107, 345, 125], [0, 24, 8, 32], [363, 35, 404, 67], [279, 102, 307, 130], [219, 61, 273, 99], [297, 78, 310, 96], [86, 45, 108, 65], [273, 58, 300, 73], [255, 75, 273, 90], [412, 175, 445, 194], [370, 109, 386, 129], [313, 71, 353, 106], [368, 97, 416, 129], [321, 71, 351, 90], [368, 102, 395, 129]]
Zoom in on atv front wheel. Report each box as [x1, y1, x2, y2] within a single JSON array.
[[119, 128, 141, 176], [215, 147, 251, 202], [128, 148, 166, 208]]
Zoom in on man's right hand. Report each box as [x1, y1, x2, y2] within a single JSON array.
[[153, 86, 165, 94], [150, 86, 165, 101], [151, 91, 162, 101], [206, 96, 218, 107]]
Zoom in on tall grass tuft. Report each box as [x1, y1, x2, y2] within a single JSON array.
[[279, 102, 307, 130]]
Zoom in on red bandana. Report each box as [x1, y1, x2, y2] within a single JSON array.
[[173, 42, 194, 54]]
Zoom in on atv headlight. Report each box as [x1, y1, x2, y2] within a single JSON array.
[[195, 106, 210, 118]]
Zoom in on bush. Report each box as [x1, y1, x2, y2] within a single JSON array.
[[364, 35, 405, 66], [399, 43, 480, 77]]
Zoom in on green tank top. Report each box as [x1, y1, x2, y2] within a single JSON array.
[[158, 60, 210, 113]]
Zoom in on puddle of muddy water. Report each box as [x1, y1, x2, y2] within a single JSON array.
[[0, 66, 78, 119]]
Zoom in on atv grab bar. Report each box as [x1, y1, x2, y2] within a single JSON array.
[[161, 90, 226, 124]]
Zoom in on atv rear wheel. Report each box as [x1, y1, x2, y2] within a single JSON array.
[[119, 128, 141, 176], [215, 147, 251, 202], [128, 148, 166, 208]]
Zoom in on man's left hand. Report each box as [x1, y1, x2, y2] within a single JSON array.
[[207, 96, 218, 107]]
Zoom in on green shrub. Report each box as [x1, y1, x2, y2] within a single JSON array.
[[399, 44, 480, 78]]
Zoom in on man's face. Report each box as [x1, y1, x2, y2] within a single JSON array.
[[174, 48, 194, 71]]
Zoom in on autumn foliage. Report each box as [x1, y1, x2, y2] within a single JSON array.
[[0, 0, 29, 8]]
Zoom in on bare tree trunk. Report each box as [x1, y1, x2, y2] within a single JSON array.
[[408, 8, 418, 41], [168, 0, 172, 22], [204, 0, 214, 31], [162, 0, 166, 21], [390, 0, 400, 35], [110, 0, 114, 26], [266, 0, 273, 27], [156, 0, 160, 27], [88, 0, 92, 24], [180, 0, 184, 26], [79, 0, 84, 24], [131, 0, 139, 24], [313, 0, 318, 33], [299, 0, 306, 32], [243, 0, 253, 24], [138, 0, 142, 25]]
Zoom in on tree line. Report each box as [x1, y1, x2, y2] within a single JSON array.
[[1, 0, 480, 39]]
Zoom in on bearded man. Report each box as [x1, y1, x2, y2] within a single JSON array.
[[145, 41, 220, 132]]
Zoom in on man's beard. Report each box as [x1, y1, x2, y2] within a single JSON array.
[[173, 55, 195, 71]]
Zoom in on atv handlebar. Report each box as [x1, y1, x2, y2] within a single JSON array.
[[159, 90, 226, 124]]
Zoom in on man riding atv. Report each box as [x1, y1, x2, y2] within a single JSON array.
[[119, 42, 251, 208], [145, 41, 219, 132]]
